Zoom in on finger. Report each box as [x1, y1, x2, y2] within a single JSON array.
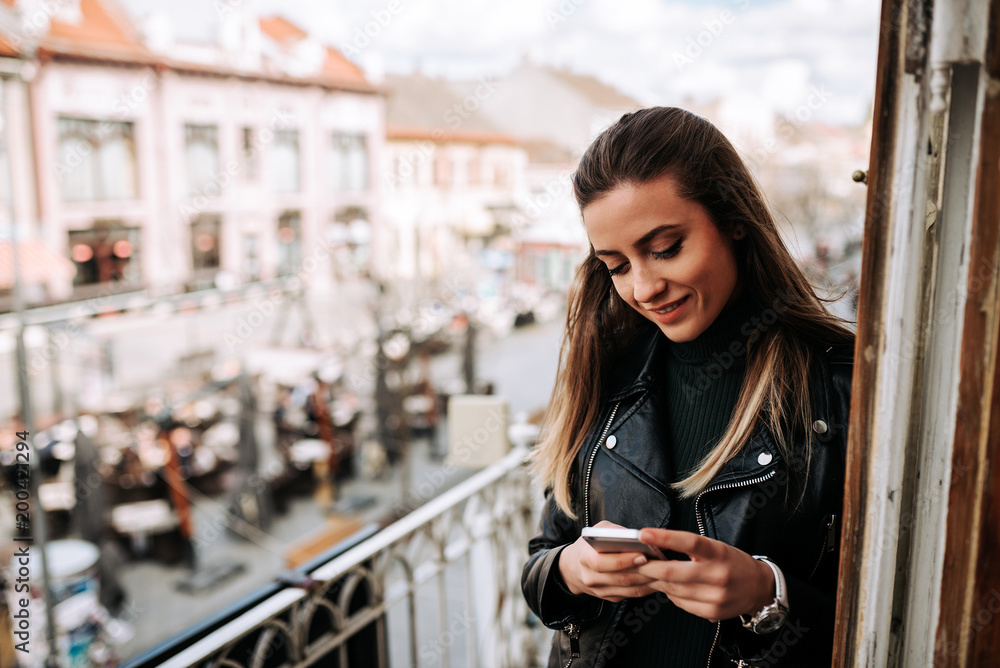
[[634, 559, 728, 586], [642, 577, 729, 605], [583, 568, 656, 589], [639, 528, 722, 561], [594, 583, 659, 602], [593, 519, 626, 529], [588, 550, 654, 573]]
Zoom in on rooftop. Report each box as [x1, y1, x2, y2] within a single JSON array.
[[546, 66, 641, 109], [385, 72, 517, 144], [0, 0, 373, 92]]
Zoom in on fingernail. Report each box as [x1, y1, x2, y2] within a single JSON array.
[[640, 531, 653, 542], [633, 556, 647, 566]]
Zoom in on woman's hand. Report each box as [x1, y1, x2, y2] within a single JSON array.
[[558, 521, 659, 602], [634, 528, 776, 622]]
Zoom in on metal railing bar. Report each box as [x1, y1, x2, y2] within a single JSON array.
[[156, 589, 306, 668], [407, 583, 419, 668], [412, 561, 441, 585], [122, 527, 378, 668], [309, 448, 529, 582], [296, 599, 398, 667], [0, 276, 303, 329], [438, 567, 450, 668], [147, 448, 533, 668], [442, 538, 472, 562], [380, 554, 464, 608], [377, 618, 388, 668], [464, 550, 479, 668]]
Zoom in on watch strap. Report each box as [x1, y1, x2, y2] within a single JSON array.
[[739, 556, 789, 634], [752, 555, 788, 609]]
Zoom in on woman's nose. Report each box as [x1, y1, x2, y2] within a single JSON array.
[[632, 264, 665, 305]]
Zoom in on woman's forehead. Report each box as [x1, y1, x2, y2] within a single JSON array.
[[583, 176, 707, 250]]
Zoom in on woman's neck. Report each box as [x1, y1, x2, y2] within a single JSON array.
[[669, 292, 761, 365]]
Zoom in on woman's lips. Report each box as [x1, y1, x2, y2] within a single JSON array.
[[649, 295, 690, 323]]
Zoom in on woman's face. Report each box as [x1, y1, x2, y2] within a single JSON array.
[[583, 173, 743, 343]]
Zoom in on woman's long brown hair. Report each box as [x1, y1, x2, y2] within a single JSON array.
[[532, 107, 855, 518]]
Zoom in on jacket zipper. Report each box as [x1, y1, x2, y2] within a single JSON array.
[[584, 402, 620, 528], [562, 621, 581, 667], [561, 403, 619, 667], [694, 469, 778, 668], [808, 514, 837, 581]]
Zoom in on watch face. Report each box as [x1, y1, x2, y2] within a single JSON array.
[[754, 607, 788, 635]]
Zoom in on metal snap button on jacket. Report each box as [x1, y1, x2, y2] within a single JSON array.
[[812, 420, 829, 434], [606, 435, 617, 449], [758, 452, 773, 466]]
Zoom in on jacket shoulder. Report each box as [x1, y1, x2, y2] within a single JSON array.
[[813, 339, 854, 434], [821, 340, 855, 367]]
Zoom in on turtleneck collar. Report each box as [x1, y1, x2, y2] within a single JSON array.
[[669, 290, 762, 366]]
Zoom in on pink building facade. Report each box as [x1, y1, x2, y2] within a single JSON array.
[[0, 0, 385, 307]]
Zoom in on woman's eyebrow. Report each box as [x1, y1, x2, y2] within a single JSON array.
[[594, 224, 682, 256]]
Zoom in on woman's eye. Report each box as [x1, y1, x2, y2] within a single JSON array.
[[652, 238, 684, 260], [608, 263, 628, 277]]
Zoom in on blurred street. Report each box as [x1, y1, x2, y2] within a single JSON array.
[[43, 305, 564, 662]]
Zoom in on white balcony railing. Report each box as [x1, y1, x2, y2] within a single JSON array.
[[144, 447, 544, 668]]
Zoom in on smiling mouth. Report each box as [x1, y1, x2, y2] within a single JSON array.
[[651, 295, 689, 314]]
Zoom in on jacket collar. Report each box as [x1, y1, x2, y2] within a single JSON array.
[[708, 424, 785, 486], [602, 320, 788, 486]]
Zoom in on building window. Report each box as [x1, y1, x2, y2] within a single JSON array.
[[243, 234, 260, 282], [393, 155, 406, 186], [330, 133, 369, 191], [330, 207, 371, 279], [434, 152, 451, 187], [277, 211, 301, 276], [241, 127, 259, 180], [191, 215, 222, 271], [68, 223, 140, 287], [57, 118, 137, 201], [185, 124, 220, 196], [272, 130, 301, 193], [493, 162, 510, 187], [452, 156, 467, 188], [468, 152, 481, 187]]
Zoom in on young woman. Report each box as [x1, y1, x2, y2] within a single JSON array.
[[521, 107, 854, 667]]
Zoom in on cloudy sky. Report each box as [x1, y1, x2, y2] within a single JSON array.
[[253, 0, 881, 126]]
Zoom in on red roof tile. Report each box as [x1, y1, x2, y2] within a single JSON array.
[[258, 15, 370, 89], [387, 125, 517, 146], [0, 33, 18, 57], [322, 46, 367, 87], [1, 2, 374, 93], [40, 0, 151, 63], [161, 57, 378, 94], [259, 15, 308, 44]]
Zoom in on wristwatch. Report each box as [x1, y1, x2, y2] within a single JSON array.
[[740, 556, 789, 635]]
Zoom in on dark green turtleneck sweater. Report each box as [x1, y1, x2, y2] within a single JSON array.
[[607, 292, 760, 667]]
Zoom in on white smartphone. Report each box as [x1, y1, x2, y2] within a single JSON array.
[[581, 527, 667, 560]]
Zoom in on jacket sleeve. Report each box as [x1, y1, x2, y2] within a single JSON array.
[[521, 489, 604, 629]]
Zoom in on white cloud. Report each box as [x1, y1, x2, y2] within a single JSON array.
[[586, 0, 672, 34], [761, 59, 813, 114], [258, 0, 880, 125]]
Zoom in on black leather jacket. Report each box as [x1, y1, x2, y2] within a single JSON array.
[[522, 322, 854, 667]]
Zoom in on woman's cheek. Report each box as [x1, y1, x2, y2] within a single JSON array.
[[616, 282, 637, 308]]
